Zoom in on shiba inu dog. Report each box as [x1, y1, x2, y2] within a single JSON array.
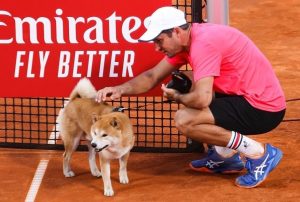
[[58, 78, 135, 196]]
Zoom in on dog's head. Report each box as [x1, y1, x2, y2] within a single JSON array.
[[90, 113, 123, 152]]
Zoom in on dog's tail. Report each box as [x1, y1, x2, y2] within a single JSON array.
[[70, 78, 97, 101]]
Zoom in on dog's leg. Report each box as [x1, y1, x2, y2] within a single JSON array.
[[119, 152, 130, 184], [63, 133, 81, 177], [100, 155, 114, 196], [87, 141, 101, 177]]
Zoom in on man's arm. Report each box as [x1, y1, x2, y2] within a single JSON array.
[[96, 58, 178, 102], [161, 76, 214, 109]]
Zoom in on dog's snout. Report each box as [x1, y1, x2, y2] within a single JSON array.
[[91, 143, 97, 148]]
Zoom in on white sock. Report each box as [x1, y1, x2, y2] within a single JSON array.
[[214, 146, 236, 158], [227, 131, 265, 158]]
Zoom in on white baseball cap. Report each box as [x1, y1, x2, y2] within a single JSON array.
[[138, 7, 187, 42]]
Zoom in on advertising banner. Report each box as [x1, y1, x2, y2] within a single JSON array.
[[0, 0, 172, 97]]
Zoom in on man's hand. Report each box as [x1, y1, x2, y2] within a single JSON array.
[[161, 84, 181, 102], [95, 86, 123, 102], [165, 71, 192, 94]]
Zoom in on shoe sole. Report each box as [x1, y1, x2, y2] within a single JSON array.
[[235, 149, 283, 188], [189, 163, 244, 174]]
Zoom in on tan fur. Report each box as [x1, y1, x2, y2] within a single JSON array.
[[58, 78, 135, 197]]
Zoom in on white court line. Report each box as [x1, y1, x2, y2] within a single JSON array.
[[48, 100, 68, 144], [25, 159, 49, 202]]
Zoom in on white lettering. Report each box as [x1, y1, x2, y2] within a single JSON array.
[[14, 51, 26, 77], [55, 9, 65, 44], [98, 51, 109, 77], [106, 12, 122, 43], [84, 17, 105, 43], [86, 51, 97, 77], [109, 51, 120, 77], [58, 51, 70, 77], [0, 10, 13, 44], [14, 17, 53, 44], [39, 51, 50, 77], [14, 50, 136, 78], [122, 17, 141, 43], [122, 51, 134, 77], [0, 9, 148, 44], [56, 50, 134, 78], [14, 51, 49, 78], [27, 51, 34, 77], [67, 17, 85, 44], [73, 51, 84, 77]]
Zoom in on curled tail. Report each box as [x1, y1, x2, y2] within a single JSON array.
[[69, 78, 97, 100]]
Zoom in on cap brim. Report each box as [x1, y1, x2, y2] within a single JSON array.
[[138, 29, 161, 42]]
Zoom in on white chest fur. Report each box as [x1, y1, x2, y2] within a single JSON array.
[[100, 146, 132, 159]]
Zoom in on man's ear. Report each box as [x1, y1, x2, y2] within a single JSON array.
[[110, 117, 120, 129], [173, 27, 182, 36], [173, 27, 181, 33], [92, 113, 101, 123]]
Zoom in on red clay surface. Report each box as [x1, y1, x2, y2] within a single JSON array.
[[0, 0, 300, 201]]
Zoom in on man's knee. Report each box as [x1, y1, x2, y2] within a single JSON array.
[[174, 107, 215, 134], [174, 109, 193, 133]]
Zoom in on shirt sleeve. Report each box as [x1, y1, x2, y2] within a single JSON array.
[[191, 42, 222, 81], [164, 52, 188, 67]]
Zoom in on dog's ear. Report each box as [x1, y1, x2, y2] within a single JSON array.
[[92, 113, 101, 123], [110, 117, 120, 129]]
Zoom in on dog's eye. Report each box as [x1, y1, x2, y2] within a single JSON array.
[[94, 131, 97, 136], [102, 134, 108, 137]]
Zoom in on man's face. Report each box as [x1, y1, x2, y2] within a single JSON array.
[[153, 30, 182, 58]]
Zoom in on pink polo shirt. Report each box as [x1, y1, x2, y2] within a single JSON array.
[[166, 23, 286, 112]]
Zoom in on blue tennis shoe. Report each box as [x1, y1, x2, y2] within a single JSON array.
[[189, 146, 244, 173], [235, 143, 283, 188]]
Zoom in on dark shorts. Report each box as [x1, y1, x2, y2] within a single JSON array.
[[209, 94, 286, 135]]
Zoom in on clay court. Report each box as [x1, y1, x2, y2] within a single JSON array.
[[0, 0, 300, 201]]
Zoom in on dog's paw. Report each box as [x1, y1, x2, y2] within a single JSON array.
[[119, 174, 129, 184], [104, 188, 114, 197], [91, 169, 102, 177], [64, 171, 75, 178]]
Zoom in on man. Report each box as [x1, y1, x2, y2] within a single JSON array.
[[95, 7, 286, 188]]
